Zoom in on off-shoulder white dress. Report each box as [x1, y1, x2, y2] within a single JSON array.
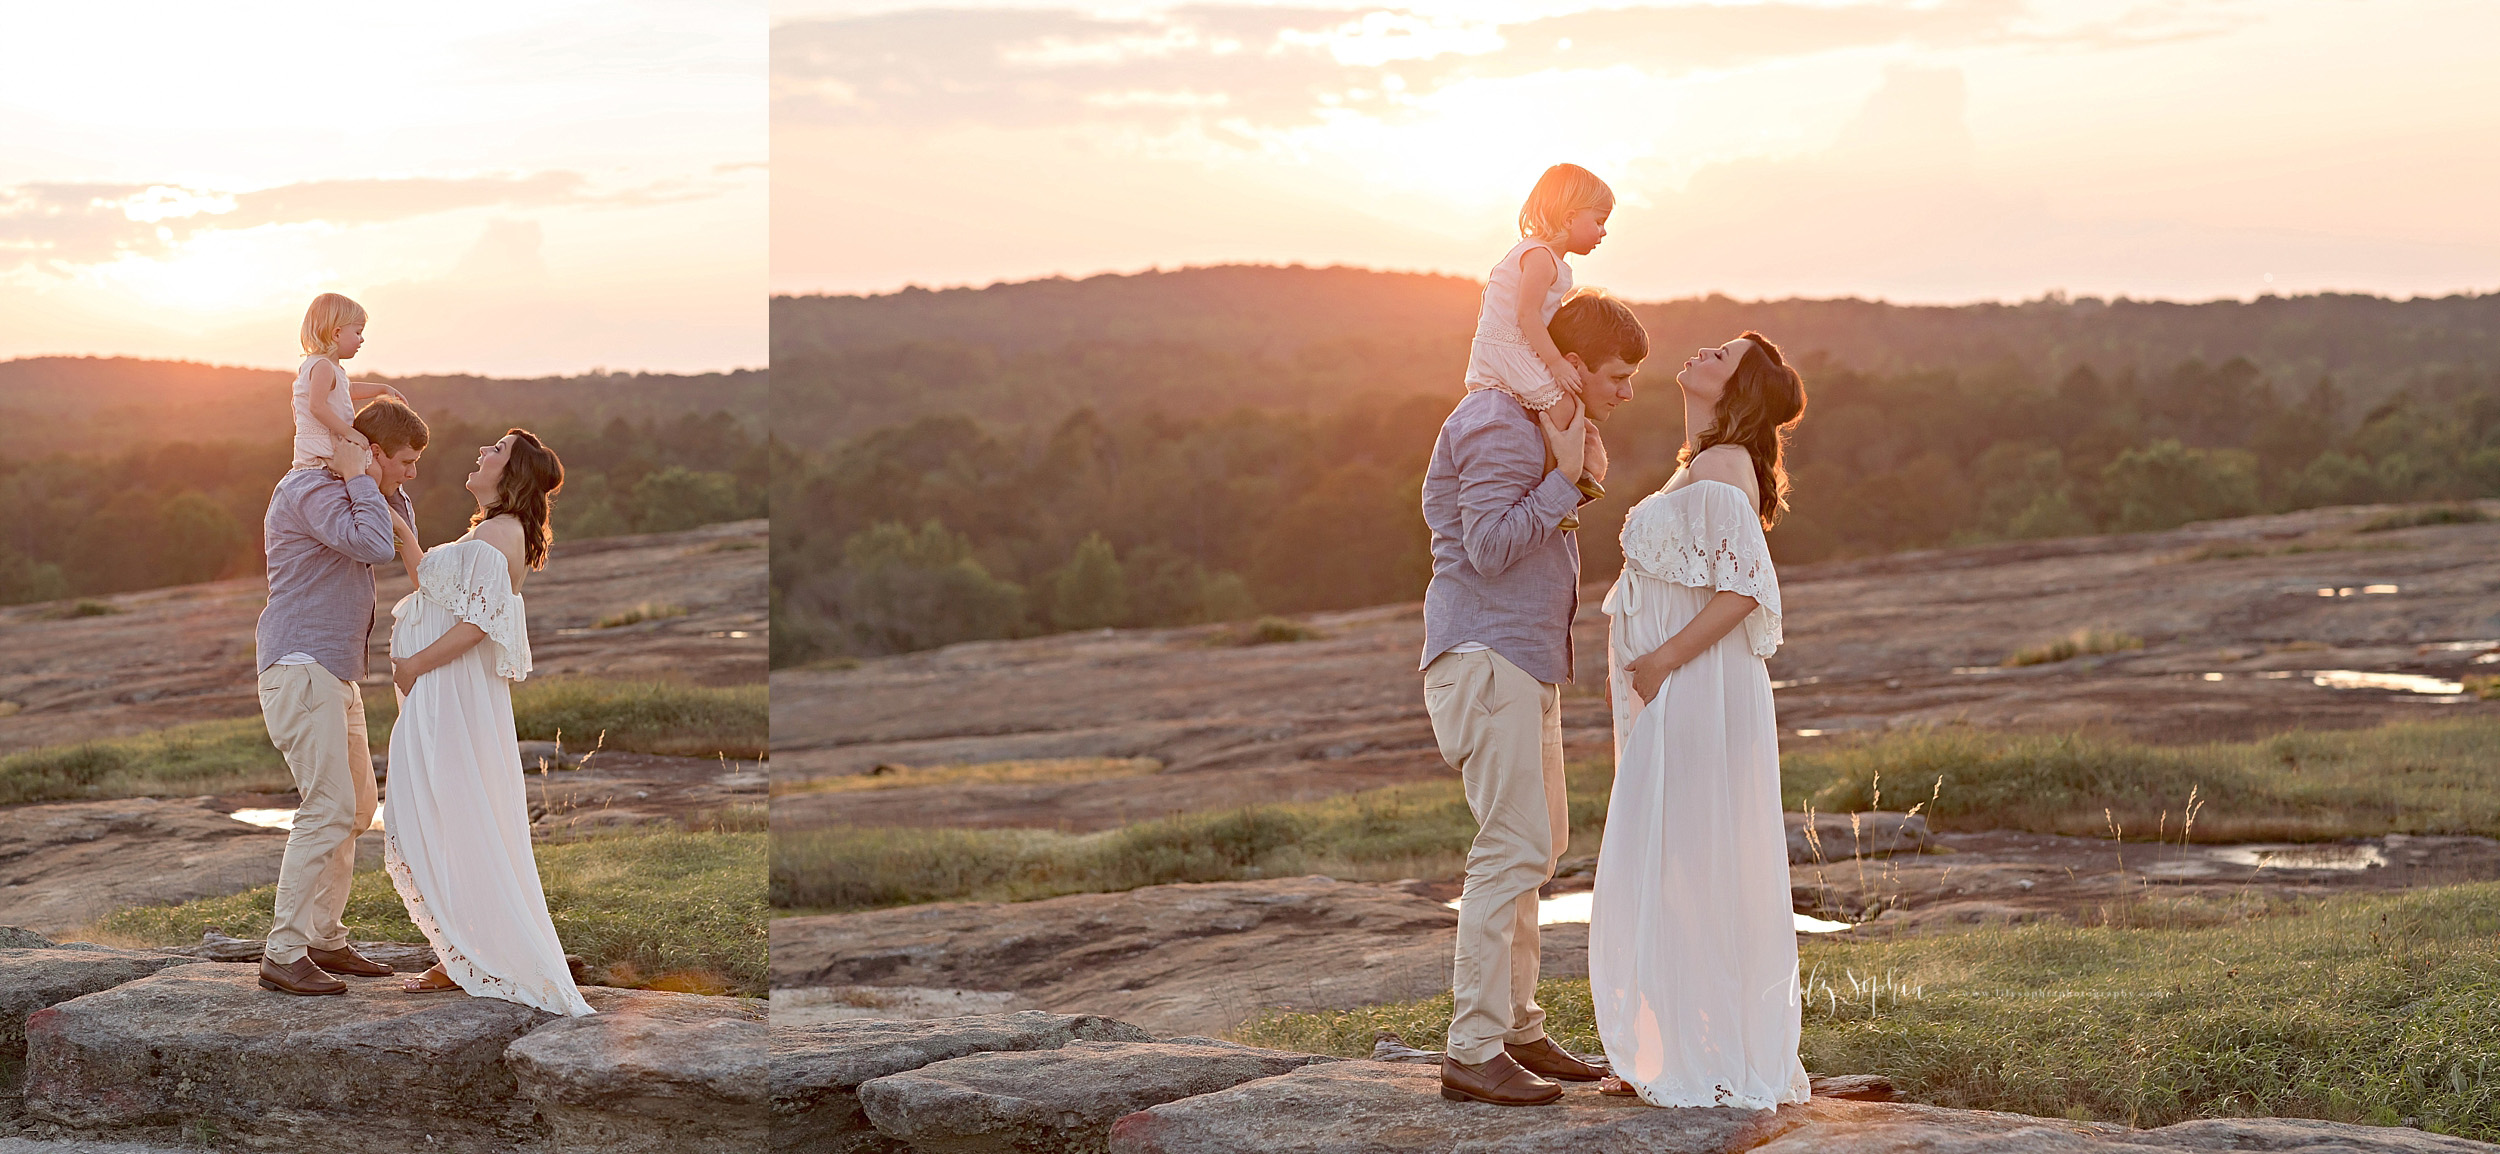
[[384, 537, 594, 1016], [1589, 478, 1808, 1108]]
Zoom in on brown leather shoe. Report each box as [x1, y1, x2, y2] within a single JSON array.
[[1441, 1052, 1562, 1106], [258, 955, 347, 996], [1507, 1036, 1608, 1082], [306, 944, 395, 978]]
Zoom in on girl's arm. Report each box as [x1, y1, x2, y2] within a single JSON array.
[[1512, 246, 1584, 425], [393, 623, 486, 695], [1624, 590, 1759, 702], [387, 505, 424, 578], [309, 362, 370, 447], [347, 379, 405, 404]]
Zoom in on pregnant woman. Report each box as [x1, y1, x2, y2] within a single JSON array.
[[1589, 332, 1808, 1107], [382, 429, 593, 1016]]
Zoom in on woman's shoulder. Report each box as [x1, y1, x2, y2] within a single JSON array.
[[464, 516, 528, 563], [1687, 446, 1759, 497]]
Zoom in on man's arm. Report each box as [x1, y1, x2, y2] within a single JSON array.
[[282, 474, 396, 565], [1452, 410, 1582, 578]]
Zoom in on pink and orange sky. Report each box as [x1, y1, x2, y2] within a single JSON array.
[[2, 1, 766, 376], [775, 0, 2500, 305]]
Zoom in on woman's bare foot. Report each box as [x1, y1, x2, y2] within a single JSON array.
[[403, 964, 459, 992], [1598, 1075, 1639, 1097]]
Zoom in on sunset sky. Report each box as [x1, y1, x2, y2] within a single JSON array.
[[1, 2, 765, 376], [775, 0, 2500, 305]]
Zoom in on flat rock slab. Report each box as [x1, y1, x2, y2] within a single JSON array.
[[0, 797, 383, 936], [771, 876, 1587, 1037], [1109, 1061, 1816, 1153], [860, 1039, 1337, 1154], [505, 989, 768, 1154], [1756, 1109, 2500, 1152], [1109, 1063, 2497, 1154], [772, 1011, 1154, 1154], [0, 948, 190, 1091], [23, 962, 557, 1153]]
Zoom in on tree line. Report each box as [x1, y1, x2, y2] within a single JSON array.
[[772, 353, 2500, 666], [0, 409, 767, 606]]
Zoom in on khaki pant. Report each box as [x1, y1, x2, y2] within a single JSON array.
[[1424, 649, 1567, 1064], [257, 663, 377, 964]]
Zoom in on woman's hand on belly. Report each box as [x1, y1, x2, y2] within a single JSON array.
[[392, 653, 428, 696], [1625, 642, 1687, 703]]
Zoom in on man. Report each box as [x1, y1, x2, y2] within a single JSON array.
[[255, 398, 427, 995], [1420, 292, 1646, 1105]]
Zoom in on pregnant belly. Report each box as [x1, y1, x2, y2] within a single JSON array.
[[389, 593, 456, 659], [1610, 578, 1715, 665]]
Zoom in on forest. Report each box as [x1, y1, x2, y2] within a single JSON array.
[[772, 267, 2500, 666], [0, 359, 767, 606]]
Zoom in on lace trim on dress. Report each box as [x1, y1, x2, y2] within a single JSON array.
[[416, 539, 533, 681], [384, 822, 592, 1016], [1613, 479, 1784, 657]]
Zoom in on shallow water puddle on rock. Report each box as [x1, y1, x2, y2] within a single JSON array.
[[2310, 670, 2466, 696], [1443, 892, 1853, 933], [230, 807, 386, 831], [2211, 843, 2387, 871]]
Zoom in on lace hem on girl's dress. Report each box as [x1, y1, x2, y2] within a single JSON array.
[[1610, 479, 1784, 657], [1463, 374, 1568, 412], [416, 539, 533, 681], [384, 823, 593, 1016]]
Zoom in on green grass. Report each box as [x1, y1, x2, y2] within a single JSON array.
[[95, 830, 766, 996], [1, 677, 767, 805], [1786, 717, 2500, 842], [2004, 627, 2145, 667], [771, 760, 1616, 911], [775, 718, 2500, 912], [1239, 882, 2500, 1140], [0, 716, 290, 805], [595, 601, 691, 628], [2359, 505, 2488, 533], [504, 678, 766, 759], [1233, 616, 1322, 645]]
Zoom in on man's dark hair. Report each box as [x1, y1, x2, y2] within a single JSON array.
[[1548, 289, 1648, 367], [353, 398, 429, 455]]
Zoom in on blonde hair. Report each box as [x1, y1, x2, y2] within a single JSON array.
[[1517, 164, 1614, 242], [299, 293, 368, 358]]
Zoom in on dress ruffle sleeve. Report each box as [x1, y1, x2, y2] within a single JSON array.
[[419, 540, 534, 681], [1610, 480, 1783, 657]]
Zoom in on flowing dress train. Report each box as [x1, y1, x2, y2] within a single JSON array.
[[384, 536, 594, 1016], [1588, 478, 1807, 1108]]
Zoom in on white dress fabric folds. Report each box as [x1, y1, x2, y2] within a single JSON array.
[[384, 537, 593, 1017], [1590, 479, 1807, 1109]]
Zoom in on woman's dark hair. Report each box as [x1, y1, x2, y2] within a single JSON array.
[[470, 429, 563, 570], [1678, 331, 1806, 528]]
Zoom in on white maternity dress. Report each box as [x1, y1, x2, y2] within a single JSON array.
[[384, 536, 594, 1016], [1588, 478, 1808, 1108]]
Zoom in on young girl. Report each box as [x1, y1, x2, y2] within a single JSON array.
[[1466, 163, 1616, 523], [294, 293, 402, 472]]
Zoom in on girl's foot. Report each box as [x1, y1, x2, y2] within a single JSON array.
[[403, 964, 459, 992], [1598, 1075, 1639, 1098]]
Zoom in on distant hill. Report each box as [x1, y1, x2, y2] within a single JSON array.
[[0, 357, 767, 455], [0, 357, 768, 606], [773, 264, 2500, 450]]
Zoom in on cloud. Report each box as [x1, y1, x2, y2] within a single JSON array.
[[771, 1, 2234, 132], [0, 171, 729, 272]]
